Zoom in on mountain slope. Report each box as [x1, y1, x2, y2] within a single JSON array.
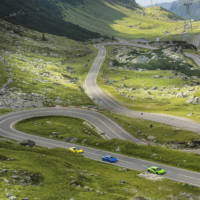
[[0, 0, 195, 40], [0, 0, 102, 41]]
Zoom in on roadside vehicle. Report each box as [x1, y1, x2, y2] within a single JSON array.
[[69, 147, 84, 153], [147, 166, 166, 175], [102, 155, 118, 163]]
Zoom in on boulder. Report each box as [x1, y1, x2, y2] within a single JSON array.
[[8, 196, 17, 200], [132, 55, 150, 64], [187, 96, 200, 104], [134, 197, 148, 200], [115, 146, 121, 152], [153, 75, 163, 79], [147, 136, 156, 141], [20, 140, 36, 147], [64, 137, 78, 143]]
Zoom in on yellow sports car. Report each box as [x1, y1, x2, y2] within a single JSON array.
[[69, 147, 84, 153]]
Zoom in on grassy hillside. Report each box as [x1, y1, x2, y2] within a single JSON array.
[[61, 1, 189, 39], [1, 0, 200, 40], [0, 19, 97, 110], [98, 45, 200, 122], [1, 138, 200, 200]]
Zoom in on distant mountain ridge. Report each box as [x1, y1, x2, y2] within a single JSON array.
[[155, 0, 200, 20]]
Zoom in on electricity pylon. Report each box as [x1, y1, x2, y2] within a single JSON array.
[[183, 0, 193, 32]]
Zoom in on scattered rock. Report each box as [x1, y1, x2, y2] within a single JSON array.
[[8, 196, 17, 200], [119, 180, 127, 184], [134, 197, 148, 200], [64, 137, 78, 143], [151, 86, 158, 90], [20, 140, 36, 147], [149, 124, 153, 128], [147, 136, 156, 141], [153, 75, 163, 79], [118, 167, 129, 172], [187, 96, 200, 104], [138, 172, 164, 181], [115, 146, 121, 152], [51, 132, 60, 136]]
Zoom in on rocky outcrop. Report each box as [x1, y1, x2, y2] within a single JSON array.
[[187, 96, 200, 104], [0, 88, 47, 109], [20, 140, 36, 147]]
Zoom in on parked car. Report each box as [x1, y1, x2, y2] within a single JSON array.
[[147, 166, 166, 175], [102, 155, 118, 163]]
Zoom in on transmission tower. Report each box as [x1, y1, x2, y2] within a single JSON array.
[[183, 0, 193, 32]]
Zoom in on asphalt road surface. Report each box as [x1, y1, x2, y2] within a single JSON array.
[[0, 107, 200, 187]]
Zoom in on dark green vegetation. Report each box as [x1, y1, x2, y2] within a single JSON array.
[[99, 45, 200, 122], [0, 19, 97, 109], [0, 0, 102, 41], [16, 116, 200, 172], [1, 139, 200, 200]]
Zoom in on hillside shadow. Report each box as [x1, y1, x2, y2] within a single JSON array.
[[0, 0, 137, 40], [0, 0, 102, 41]]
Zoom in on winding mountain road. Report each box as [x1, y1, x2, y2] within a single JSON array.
[[1, 42, 200, 187], [0, 107, 200, 187], [84, 43, 200, 134]]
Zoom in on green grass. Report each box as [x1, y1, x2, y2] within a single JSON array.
[[0, 63, 8, 87], [103, 111, 200, 145], [0, 19, 98, 107], [98, 45, 200, 122], [16, 116, 200, 172], [15, 116, 103, 142], [0, 108, 12, 115], [0, 139, 200, 200]]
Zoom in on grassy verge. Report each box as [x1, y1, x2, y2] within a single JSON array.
[[0, 63, 8, 87], [16, 116, 200, 172], [0, 108, 12, 115], [98, 45, 200, 122], [103, 111, 200, 145], [0, 139, 200, 200]]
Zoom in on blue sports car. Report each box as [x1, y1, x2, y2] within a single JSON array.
[[102, 155, 118, 163]]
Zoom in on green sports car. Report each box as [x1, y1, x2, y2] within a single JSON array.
[[147, 166, 166, 175]]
